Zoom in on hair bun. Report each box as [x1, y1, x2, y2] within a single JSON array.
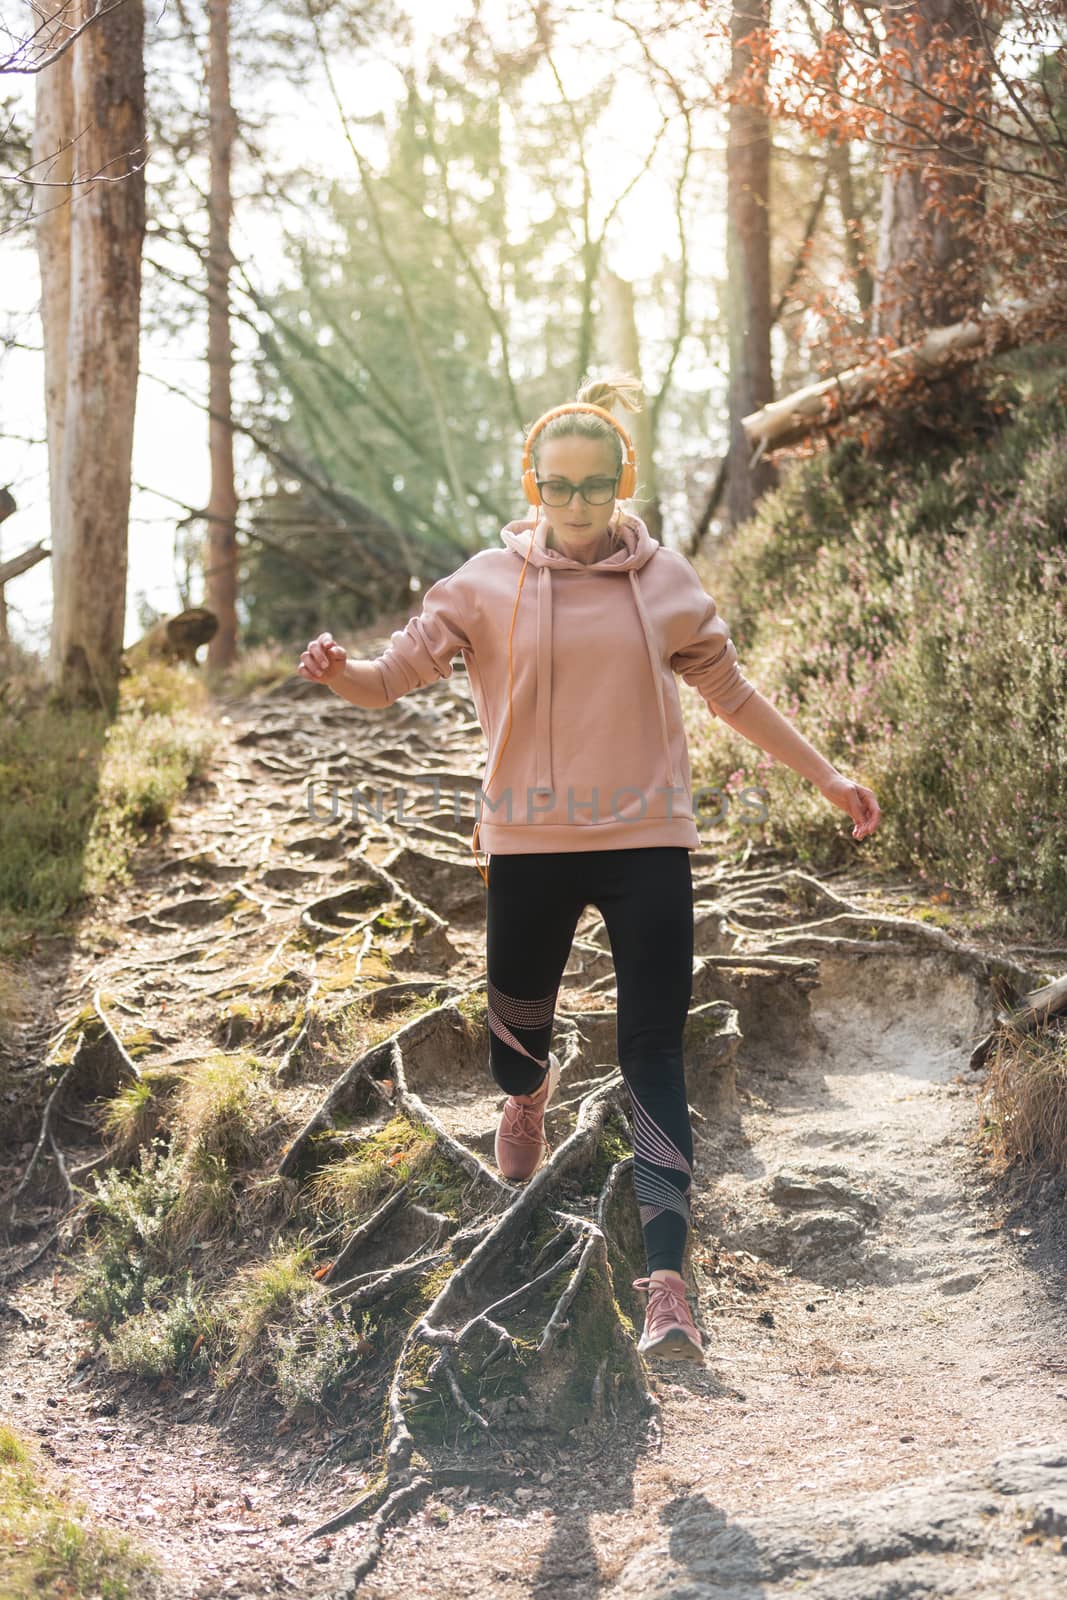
[[576, 370, 643, 415]]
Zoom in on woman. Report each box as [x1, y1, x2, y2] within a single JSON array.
[[299, 372, 881, 1364]]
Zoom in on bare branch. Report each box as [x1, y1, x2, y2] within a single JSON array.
[[3, 0, 133, 76]]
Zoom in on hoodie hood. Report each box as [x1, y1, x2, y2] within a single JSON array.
[[500, 510, 659, 572], [497, 511, 676, 794]]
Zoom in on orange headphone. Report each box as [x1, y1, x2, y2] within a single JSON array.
[[470, 402, 638, 888]]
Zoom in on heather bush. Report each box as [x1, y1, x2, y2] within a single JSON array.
[[689, 341, 1067, 921]]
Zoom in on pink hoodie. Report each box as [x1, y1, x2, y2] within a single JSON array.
[[371, 512, 757, 854]]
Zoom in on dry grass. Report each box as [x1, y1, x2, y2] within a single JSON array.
[[165, 1049, 281, 1243], [0, 1423, 155, 1596], [977, 1018, 1067, 1186], [308, 1114, 438, 1219]]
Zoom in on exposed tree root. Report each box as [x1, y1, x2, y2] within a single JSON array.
[[9, 679, 1054, 1599]]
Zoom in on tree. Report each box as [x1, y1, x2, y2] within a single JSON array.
[[43, 0, 146, 710], [30, 3, 75, 573], [707, 0, 1067, 387], [204, 0, 239, 671], [724, 0, 777, 527], [871, 0, 990, 342]]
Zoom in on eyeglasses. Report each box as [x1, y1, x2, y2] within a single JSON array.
[[535, 474, 619, 507]]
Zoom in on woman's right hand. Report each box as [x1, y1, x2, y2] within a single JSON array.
[[298, 631, 348, 685]]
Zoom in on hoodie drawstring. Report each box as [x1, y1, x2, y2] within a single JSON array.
[[535, 565, 553, 796]]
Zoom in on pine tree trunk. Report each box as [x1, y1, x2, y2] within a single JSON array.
[[725, 0, 777, 529], [49, 0, 146, 711], [205, 0, 239, 672], [872, 0, 988, 343], [32, 3, 76, 636]]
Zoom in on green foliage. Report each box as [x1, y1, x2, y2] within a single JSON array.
[[221, 1242, 317, 1367], [164, 1050, 280, 1243], [73, 1141, 183, 1335], [0, 1424, 154, 1598], [242, 34, 619, 647], [205, 1241, 376, 1408], [694, 341, 1067, 922], [272, 1307, 377, 1411], [172, 1050, 278, 1170], [0, 660, 217, 957], [309, 1114, 437, 1219], [99, 1075, 165, 1157], [105, 1276, 208, 1379]]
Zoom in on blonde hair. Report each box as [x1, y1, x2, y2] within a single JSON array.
[[529, 370, 643, 495]]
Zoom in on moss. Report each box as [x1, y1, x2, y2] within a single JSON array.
[[222, 999, 254, 1019], [119, 1026, 158, 1060], [402, 1340, 451, 1443], [552, 1262, 639, 1432], [586, 1123, 633, 1194], [911, 905, 955, 928], [685, 1002, 734, 1041], [409, 1153, 471, 1220], [454, 990, 489, 1026], [374, 910, 412, 933]]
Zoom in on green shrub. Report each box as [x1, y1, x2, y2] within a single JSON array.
[[106, 1276, 209, 1379], [694, 340, 1067, 920], [73, 1140, 182, 1335], [0, 659, 217, 956], [0, 1424, 154, 1597]]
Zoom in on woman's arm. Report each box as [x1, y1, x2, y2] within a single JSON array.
[[716, 688, 837, 787], [297, 634, 390, 707], [298, 564, 475, 709], [330, 659, 391, 709], [715, 687, 881, 842]]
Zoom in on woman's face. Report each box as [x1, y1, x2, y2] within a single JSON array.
[[534, 435, 620, 555]]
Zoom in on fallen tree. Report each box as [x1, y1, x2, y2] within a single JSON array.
[[741, 295, 1067, 454]]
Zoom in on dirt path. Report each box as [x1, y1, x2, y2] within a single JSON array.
[[2, 674, 1066, 1598]]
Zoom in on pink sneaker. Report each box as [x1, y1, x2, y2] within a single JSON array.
[[494, 1053, 561, 1181], [632, 1272, 704, 1363]]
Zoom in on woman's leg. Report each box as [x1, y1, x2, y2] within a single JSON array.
[[485, 852, 588, 1098], [591, 847, 695, 1275]]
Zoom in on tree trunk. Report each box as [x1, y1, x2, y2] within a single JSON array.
[[122, 607, 218, 670], [31, 2, 76, 610], [599, 269, 661, 540], [49, 0, 146, 712], [725, 0, 777, 529], [871, 0, 988, 344], [828, 138, 874, 320], [205, 0, 240, 672]]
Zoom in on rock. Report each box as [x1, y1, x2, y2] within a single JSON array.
[[608, 1442, 1067, 1599]]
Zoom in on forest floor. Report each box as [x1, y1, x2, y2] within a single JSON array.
[[2, 669, 1067, 1599]]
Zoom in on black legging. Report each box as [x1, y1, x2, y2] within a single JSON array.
[[486, 846, 694, 1274]]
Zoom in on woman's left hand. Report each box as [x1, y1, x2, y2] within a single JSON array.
[[819, 773, 881, 841]]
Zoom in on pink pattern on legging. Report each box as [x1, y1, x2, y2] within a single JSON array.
[[488, 980, 556, 1071], [628, 1084, 693, 1226]]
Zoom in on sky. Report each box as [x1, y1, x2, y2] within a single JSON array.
[[0, 0, 725, 656]]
